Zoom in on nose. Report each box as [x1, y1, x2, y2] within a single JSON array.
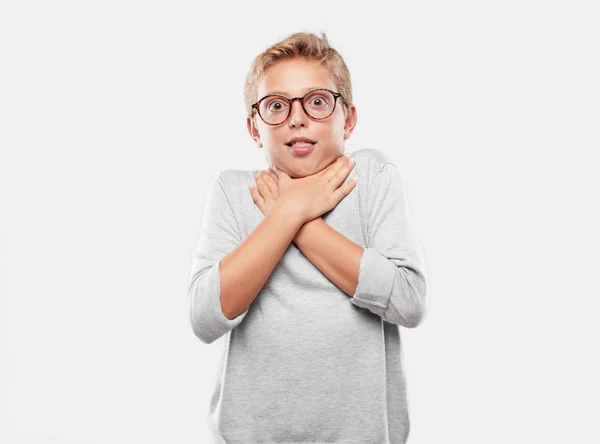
[[288, 98, 308, 128]]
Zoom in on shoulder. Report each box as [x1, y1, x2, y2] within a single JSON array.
[[350, 147, 392, 164], [348, 148, 400, 182], [210, 169, 256, 212], [214, 169, 255, 191]]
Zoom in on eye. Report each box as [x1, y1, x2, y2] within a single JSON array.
[[265, 97, 289, 112], [269, 101, 284, 111], [307, 94, 329, 108]]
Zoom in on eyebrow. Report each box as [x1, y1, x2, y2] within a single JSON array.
[[264, 86, 327, 97]]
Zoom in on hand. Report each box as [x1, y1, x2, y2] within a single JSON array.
[[249, 168, 281, 217], [270, 154, 357, 224]]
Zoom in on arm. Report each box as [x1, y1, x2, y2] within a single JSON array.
[[219, 201, 302, 320], [293, 217, 363, 298], [293, 163, 428, 328], [188, 173, 303, 344]]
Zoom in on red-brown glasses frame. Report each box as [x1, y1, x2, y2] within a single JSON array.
[[251, 88, 345, 126]]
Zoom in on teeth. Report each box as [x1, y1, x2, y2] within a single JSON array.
[[290, 141, 313, 145]]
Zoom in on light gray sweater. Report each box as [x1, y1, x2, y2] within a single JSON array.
[[187, 148, 428, 443]]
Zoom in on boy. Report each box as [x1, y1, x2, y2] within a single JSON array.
[[188, 32, 428, 443]]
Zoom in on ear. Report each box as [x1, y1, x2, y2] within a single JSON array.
[[246, 115, 263, 148], [343, 103, 358, 140]]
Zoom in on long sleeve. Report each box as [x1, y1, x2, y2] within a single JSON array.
[[350, 162, 428, 328], [187, 172, 250, 344]]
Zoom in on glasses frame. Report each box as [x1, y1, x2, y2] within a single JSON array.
[[251, 88, 345, 126]]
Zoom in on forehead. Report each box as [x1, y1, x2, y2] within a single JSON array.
[[258, 58, 336, 98]]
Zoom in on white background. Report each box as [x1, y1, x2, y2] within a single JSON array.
[[1, 1, 599, 443]]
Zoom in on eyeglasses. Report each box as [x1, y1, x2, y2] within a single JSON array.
[[251, 88, 345, 126]]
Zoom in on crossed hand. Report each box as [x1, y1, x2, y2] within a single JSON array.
[[249, 153, 357, 224]]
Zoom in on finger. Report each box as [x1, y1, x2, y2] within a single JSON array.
[[249, 183, 265, 206], [265, 168, 278, 183], [332, 175, 357, 202], [255, 172, 272, 195], [318, 156, 343, 177], [324, 155, 352, 180], [272, 165, 289, 180], [328, 156, 355, 186], [262, 171, 278, 191]]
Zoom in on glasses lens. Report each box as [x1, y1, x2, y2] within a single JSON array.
[[303, 90, 335, 119], [259, 96, 290, 125], [259, 90, 336, 124]]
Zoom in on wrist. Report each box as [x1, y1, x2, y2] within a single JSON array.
[[274, 200, 306, 228], [293, 216, 321, 244]]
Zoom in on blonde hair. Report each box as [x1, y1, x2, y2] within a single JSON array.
[[243, 31, 353, 119]]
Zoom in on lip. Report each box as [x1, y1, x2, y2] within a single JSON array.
[[288, 142, 316, 156], [286, 136, 316, 145]]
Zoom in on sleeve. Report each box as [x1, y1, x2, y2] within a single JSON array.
[[187, 172, 250, 344], [350, 162, 428, 328]]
